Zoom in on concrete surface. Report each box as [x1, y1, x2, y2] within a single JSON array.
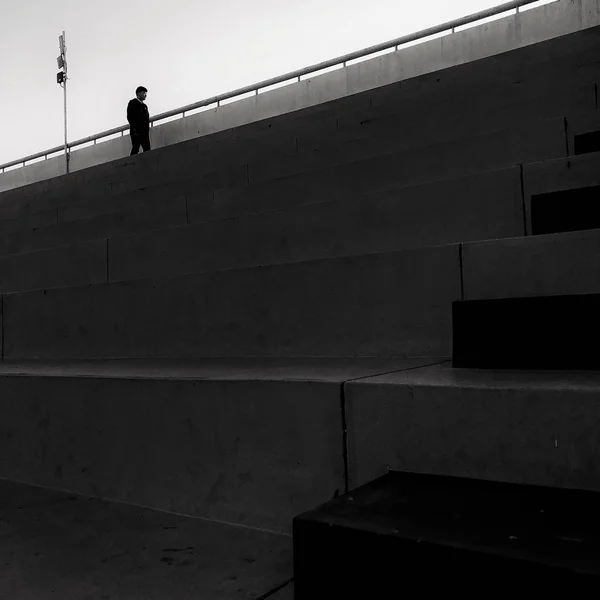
[[523, 152, 600, 234], [0, 358, 440, 534], [56, 186, 187, 224], [0, 240, 107, 294], [345, 362, 600, 492], [0, 197, 187, 258], [0, 208, 57, 237], [2, 245, 461, 359], [110, 167, 523, 283], [247, 114, 568, 185], [462, 229, 600, 300], [189, 163, 523, 224], [0, 479, 293, 600], [0, 375, 342, 534], [214, 122, 561, 217], [3, 0, 598, 192]]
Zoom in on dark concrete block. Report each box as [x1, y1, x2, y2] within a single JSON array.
[[293, 471, 600, 598], [113, 167, 522, 283], [531, 184, 600, 235], [462, 229, 600, 301], [3, 245, 461, 359], [523, 153, 600, 234], [0, 374, 344, 533], [345, 363, 600, 492], [0, 239, 107, 294], [567, 109, 600, 154], [452, 294, 600, 369]]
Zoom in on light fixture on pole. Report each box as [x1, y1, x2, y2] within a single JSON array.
[[56, 32, 69, 174]]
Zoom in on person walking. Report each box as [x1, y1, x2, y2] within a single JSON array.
[[127, 86, 151, 155]]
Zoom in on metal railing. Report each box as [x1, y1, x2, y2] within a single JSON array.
[[0, 0, 549, 173]]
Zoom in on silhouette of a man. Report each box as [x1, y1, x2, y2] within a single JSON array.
[[127, 86, 151, 155]]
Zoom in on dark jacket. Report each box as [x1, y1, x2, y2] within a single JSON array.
[[127, 98, 150, 132]]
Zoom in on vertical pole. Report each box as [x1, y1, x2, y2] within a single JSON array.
[[62, 31, 69, 174]]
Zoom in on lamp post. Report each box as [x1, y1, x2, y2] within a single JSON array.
[[57, 31, 69, 174]]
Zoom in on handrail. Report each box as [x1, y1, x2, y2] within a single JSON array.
[[1, 0, 547, 172]]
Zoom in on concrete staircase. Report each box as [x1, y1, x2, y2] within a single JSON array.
[[1, 22, 600, 599]]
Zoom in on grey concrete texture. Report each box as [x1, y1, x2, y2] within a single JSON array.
[[247, 114, 568, 185], [343, 63, 598, 129], [108, 158, 249, 198], [366, 39, 600, 108], [0, 240, 107, 295], [2, 245, 461, 359], [56, 186, 186, 224], [462, 229, 600, 300], [0, 375, 344, 533], [215, 119, 564, 219], [111, 167, 523, 284], [0, 479, 293, 599], [0, 207, 57, 237], [523, 151, 600, 234], [345, 362, 600, 493], [0, 197, 187, 258], [324, 84, 593, 158]]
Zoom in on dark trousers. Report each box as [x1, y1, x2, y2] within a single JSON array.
[[130, 130, 151, 155]]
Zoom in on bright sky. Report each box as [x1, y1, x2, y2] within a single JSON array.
[[0, 0, 551, 165]]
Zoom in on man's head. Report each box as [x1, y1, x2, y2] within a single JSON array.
[[136, 86, 148, 101]]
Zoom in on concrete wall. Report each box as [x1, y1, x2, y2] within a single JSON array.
[[1, 0, 599, 193]]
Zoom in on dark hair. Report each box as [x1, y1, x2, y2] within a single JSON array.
[[136, 86, 148, 93]]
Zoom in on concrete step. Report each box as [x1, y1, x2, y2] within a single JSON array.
[[339, 75, 596, 131], [109, 166, 524, 285], [344, 362, 600, 493], [0, 239, 107, 295], [0, 166, 521, 295], [0, 478, 293, 599], [248, 115, 566, 185], [524, 150, 600, 234], [156, 81, 591, 184], [10, 107, 547, 229], [452, 293, 600, 369], [1, 245, 461, 359], [462, 228, 600, 301], [0, 195, 187, 258], [25, 102, 564, 224], [293, 470, 600, 598], [0, 357, 443, 533], [56, 107, 600, 233], [216, 121, 564, 216]]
